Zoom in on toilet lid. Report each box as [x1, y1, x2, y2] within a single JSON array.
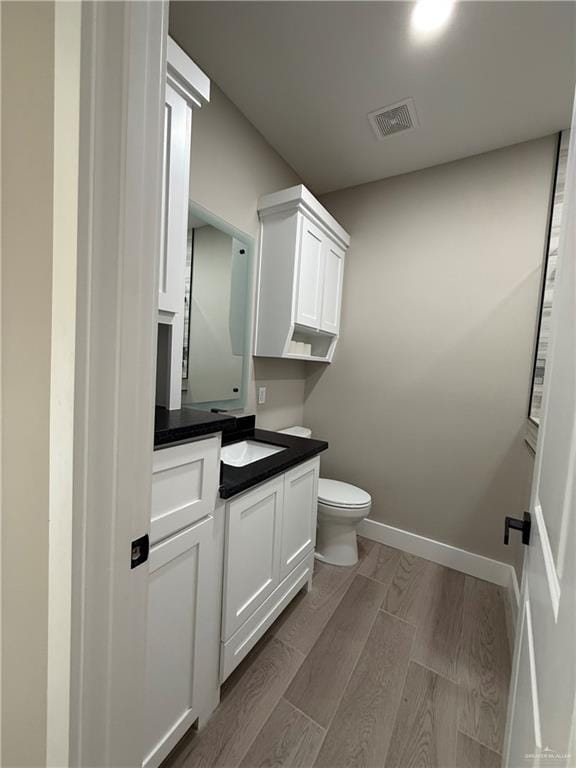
[[318, 479, 371, 508]]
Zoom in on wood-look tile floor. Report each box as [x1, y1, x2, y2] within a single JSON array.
[[162, 538, 511, 768]]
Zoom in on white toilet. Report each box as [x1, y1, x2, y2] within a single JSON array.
[[278, 426, 372, 566]]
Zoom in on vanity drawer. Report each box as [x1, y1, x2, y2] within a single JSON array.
[[151, 436, 220, 545], [220, 551, 313, 681]]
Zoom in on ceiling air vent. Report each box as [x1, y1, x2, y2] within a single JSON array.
[[368, 98, 419, 140]]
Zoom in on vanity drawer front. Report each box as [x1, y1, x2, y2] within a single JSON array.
[[151, 437, 219, 545]]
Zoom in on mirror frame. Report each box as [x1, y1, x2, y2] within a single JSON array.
[[182, 201, 254, 412]]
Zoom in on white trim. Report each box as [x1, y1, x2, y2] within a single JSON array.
[[504, 563, 521, 656], [70, 3, 166, 766], [358, 517, 520, 650], [47, 4, 81, 765], [525, 597, 543, 749], [533, 502, 561, 619], [258, 184, 351, 249], [167, 37, 210, 108]]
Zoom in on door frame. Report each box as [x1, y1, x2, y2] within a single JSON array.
[[70, 3, 167, 765]]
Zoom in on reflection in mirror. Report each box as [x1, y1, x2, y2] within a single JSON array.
[[182, 207, 251, 409], [529, 131, 568, 425]]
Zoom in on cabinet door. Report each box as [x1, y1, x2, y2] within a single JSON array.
[[295, 216, 325, 330], [223, 477, 283, 639], [151, 437, 219, 545], [158, 85, 191, 315], [143, 515, 212, 768], [320, 241, 345, 335], [280, 458, 320, 581]]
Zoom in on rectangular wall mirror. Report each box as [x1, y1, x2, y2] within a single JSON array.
[[182, 204, 252, 411]]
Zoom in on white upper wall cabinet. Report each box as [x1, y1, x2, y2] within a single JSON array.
[[157, 39, 210, 409], [321, 241, 345, 335], [296, 217, 325, 329], [254, 185, 350, 363]]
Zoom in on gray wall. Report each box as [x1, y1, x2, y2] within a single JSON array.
[[304, 137, 555, 566], [188, 83, 307, 428]]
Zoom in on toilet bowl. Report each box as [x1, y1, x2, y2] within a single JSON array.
[[278, 426, 372, 567], [316, 479, 372, 566]]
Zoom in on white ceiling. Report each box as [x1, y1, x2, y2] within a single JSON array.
[[170, 1, 576, 194]]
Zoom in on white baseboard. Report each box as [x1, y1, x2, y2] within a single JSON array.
[[358, 517, 520, 652]]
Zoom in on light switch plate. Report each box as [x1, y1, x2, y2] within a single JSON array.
[[258, 386, 267, 405]]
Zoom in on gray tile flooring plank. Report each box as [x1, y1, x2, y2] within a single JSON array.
[[456, 732, 502, 768], [273, 539, 374, 656], [357, 541, 402, 586], [238, 698, 325, 768], [381, 551, 431, 625], [385, 661, 459, 768], [410, 564, 465, 682], [179, 636, 305, 768], [314, 610, 415, 768], [458, 577, 511, 754], [284, 574, 387, 728]]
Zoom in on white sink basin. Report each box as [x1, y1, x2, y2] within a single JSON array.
[[221, 440, 286, 467]]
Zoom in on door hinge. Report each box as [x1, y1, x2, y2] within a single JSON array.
[[131, 534, 150, 568], [504, 512, 531, 546]]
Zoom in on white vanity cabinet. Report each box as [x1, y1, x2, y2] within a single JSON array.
[[223, 476, 284, 639], [143, 516, 213, 768], [157, 39, 209, 409], [255, 185, 350, 363], [221, 457, 320, 680], [144, 436, 220, 768], [280, 459, 319, 580], [150, 436, 219, 545]]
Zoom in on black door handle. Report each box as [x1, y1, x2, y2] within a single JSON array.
[[504, 512, 531, 546], [131, 534, 149, 568]]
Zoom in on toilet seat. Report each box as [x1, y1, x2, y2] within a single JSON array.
[[318, 479, 371, 509]]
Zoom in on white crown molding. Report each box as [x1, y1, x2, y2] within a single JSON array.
[[258, 184, 351, 250], [167, 37, 210, 110]]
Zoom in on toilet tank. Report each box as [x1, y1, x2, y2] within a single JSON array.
[[278, 425, 312, 438]]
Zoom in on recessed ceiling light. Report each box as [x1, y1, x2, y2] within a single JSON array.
[[411, 0, 455, 40]]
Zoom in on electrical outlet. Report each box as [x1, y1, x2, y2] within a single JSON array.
[[258, 386, 267, 405]]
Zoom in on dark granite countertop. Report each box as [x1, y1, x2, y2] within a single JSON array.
[[154, 406, 237, 448], [219, 421, 328, 499]]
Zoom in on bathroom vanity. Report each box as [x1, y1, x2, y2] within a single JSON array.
[[218, 419, 327, 679], [145, 411, 327, 768]]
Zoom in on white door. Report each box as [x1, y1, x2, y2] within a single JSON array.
[[295, 215, 325, 330], [143, 515, 213, 768], [320, 241, 345, 335], [222, 477, 284, 639], [280, 458, 319, 580], [158, 84, 191, 315], [504, 116, 576, 766]]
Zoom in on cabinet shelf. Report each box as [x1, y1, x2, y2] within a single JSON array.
[[254, 185, 350, 363], [284, 354, 332, 363]]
